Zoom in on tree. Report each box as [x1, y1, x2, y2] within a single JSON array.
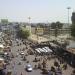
[[54, 26, 58, 38], [56, 21, 63, 29], [51, 21, 63, 29], [37, 23, 44, 28], [51, 21, 63, 38], [71, 24, 75, 37], [18, 27, 30, 39], [51, 22, 56, 29]]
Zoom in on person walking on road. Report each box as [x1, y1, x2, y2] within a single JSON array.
[[21, 72, 23, 75]]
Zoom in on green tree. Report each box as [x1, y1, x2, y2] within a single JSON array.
[[51, 21, 63, 29], [51, 22, 56, 29], [18, 27, 30, 39], [71, 24, 75, 37], [56, 21, 63, 29], [51, 21, 63, 39], [54, 26, 58, 38], [37, 23, 44, 28]]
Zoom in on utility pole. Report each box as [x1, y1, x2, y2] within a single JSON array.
[[67, 7, 71, 38], [67, 7, 71, 26]]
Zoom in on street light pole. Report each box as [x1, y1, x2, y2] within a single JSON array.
[[67, 7, 71, 26], [67, 7, 71, 38]]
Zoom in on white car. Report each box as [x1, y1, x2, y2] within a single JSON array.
[[20, 51, 24, 55], [21, 52, 24, 55], [26, 64, 33, 72]]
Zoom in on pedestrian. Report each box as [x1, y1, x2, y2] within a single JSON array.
[[71, 70, 75, 75], [14, 71, 17, 75], [21, 72, 23, 75], [18, 49, 19, 51], [13, 61, 15, 65], [63, 63, 67, 70], [12, 64, 14, 68]]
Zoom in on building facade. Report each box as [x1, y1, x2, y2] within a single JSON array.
[[71, 12, 75, 24]]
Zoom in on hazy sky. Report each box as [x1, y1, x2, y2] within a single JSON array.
[[0, 0, 75, 23]]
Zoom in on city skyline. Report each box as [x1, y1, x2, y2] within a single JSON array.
[[0, 0, 75, 23]]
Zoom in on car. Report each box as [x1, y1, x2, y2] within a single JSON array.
[[20, 51, 24, 55], [25, 64, 33, 72]]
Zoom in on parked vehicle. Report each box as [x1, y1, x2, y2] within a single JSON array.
[[25, 64, 33, 72]]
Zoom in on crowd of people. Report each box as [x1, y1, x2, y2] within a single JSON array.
[[0, 32, 75, 75]]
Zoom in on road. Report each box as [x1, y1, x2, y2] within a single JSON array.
[[5, 38, 42, 75], [4, 32, 74, 75]]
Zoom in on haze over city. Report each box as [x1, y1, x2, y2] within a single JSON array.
[[0, 0, 75, 23], [1, 0, 75, 75]]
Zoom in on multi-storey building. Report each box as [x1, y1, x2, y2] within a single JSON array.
[[71, 12, 75, 24]]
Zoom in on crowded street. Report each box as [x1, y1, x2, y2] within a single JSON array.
[[4, 36, 42, 75], [1, 0, 75, 75], [1, 33, 74, 75]]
